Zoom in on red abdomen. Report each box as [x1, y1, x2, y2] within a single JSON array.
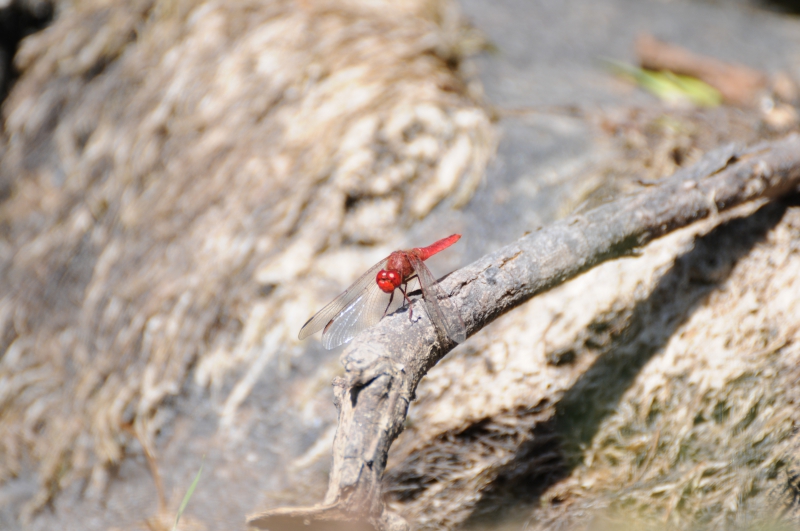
[[414, 234, 461, 260]]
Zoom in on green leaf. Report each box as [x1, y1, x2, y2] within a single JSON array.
[[172, 459, 204, 531], [603, 58, 722, 107]]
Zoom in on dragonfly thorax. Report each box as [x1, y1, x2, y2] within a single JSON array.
[[376, 269, 402, 293]]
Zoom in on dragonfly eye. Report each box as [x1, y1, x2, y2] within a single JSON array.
[[376, 270, 401, 293]]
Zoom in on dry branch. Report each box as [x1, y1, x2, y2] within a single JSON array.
[[247, 134, 800, 531]]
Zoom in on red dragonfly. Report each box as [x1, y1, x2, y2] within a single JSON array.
[[299, 234, 467, 350]]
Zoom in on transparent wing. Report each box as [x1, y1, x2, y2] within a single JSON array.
[[320, 279, 400, 349], [298, 258, 393, 349], [408, 253, 466, 344]]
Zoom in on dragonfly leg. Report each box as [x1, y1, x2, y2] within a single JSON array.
[[403, 274, 420, 319], [383, 290, 395, 318], [400, 283, 414, 320]]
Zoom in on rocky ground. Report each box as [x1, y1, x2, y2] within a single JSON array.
[[0, 0, 799, 530]]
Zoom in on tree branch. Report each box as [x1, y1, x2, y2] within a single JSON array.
[[247, 133, 800, 531]]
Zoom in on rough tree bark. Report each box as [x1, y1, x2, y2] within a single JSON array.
[[247, 134, 800, 531]]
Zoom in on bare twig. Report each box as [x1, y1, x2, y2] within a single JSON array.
[[247, 134, 800, 531]]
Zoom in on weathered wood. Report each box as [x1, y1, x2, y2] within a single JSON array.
[[247, 134, 800, 530]]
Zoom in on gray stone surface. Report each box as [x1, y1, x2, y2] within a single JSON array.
[[455, 0, 800, 259], [3, 1, 800, 530]]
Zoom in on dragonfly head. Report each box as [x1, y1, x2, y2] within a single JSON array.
[[376, 269, 402, 293]]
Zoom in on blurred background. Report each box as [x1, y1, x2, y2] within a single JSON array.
[[1, 0, 800, 529]]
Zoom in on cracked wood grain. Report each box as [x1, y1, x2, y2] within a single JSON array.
[[247, 134, 800, 531]]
